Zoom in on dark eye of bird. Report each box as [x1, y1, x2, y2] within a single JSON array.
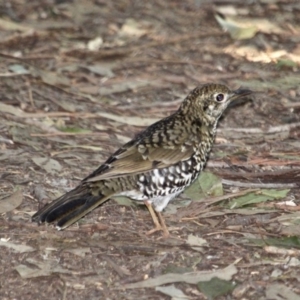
[[216, 94, 224, 102]]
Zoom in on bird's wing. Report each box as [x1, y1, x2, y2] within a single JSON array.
[[85, 130, 195, 182]]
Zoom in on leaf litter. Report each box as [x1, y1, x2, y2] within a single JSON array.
[[118, 263, 237, 289], [0, 188, 23, 213], [0, 239, 34, 253], [31, 157, 62, 175]]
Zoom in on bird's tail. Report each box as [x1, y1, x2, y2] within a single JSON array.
[[32, 183, 114, 230]]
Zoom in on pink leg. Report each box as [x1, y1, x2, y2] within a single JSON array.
[[144, 201, 169, 238]]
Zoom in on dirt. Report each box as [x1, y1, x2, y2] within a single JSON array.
[[1, 1, 300, 299]]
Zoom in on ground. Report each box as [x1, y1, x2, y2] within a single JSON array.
[[1, 1, 300, 299]]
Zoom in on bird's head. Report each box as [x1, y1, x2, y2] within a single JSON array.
[[181, 83, 252, 127]]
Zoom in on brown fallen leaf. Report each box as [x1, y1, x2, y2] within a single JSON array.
[[97, 111, 160, 126], [15, 258, 73, 279], [0, 240, 35, 253], [265, 283, 300, 300], [117, 263, 237, 289], [186, 234, 208, 252], [156, 284, 189, 299], [31, 157, 62, 175], [0, 189, 23, 213]]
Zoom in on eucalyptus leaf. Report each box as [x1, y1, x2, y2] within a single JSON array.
[[197, 277, 236, 299], [156, 285, 189, 299], [184, 171, 223, 201], [248, 236, 300, 249], [120, 264, 237, 289], [59, 126, 91, 133], [227, 189, 289, 209], [0, 240, 34, 253], [0, 188, 23, 213], [215, 14, 257, 40], [113, 196, 135, 207], [32, 157, 62, 175]]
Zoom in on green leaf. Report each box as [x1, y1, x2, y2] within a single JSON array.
[[226, 189, 290, 209], [163, 265, 193, 274], [9, 64, 29, 74], [249, 236, 300, 249], [113, 196, 135, 207], [184, 171, 223, 201], [59, 126, 91, 133], [215, 14, 257, 40], [235, 75, 300, 91], [276, 59, 297, 69], [197, 277, 236, 299]]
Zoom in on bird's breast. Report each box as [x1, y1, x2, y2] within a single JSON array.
[[137, 156, 204, 198], [117, 155, 207, 211]]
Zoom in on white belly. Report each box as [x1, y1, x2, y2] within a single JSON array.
[[118, 190, 182, 212]]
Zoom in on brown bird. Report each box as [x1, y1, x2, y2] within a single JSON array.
[[32, 83, 251, 237]]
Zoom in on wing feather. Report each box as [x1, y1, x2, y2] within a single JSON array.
[[85, 114, 198, 182], [86, 143, 194, 182]]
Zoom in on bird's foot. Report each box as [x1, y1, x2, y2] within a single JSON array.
[[144, 201, 170, 238], [146, 225, 162, 236], [146, 224, 170, 238]]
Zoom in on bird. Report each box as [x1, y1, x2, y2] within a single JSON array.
[[32, 83, 252, 237]]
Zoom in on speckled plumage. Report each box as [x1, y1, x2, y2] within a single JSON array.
[[32, 83, 251, 234]]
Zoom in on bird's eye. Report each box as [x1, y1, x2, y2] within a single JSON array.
[[216, 94, 224, 102]]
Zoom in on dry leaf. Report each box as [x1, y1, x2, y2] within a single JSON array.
[[87, 37, 103, 51], [15, 258, 72, 279], [83, 64, 115, 78], [120, 18, 147, 37], [0, 18, 34, 31], [215, 14, 257, 40], [265, 284, 300, 300], [119, 264, 237, 289], [66, 247, 92, 258], [187, 234, 208, 252], [98, 80, 152, 96], [0, 240, 34, 253], [0, 103, 24, 117], [97, 112, 160, 126], [0, 189, 23, 213], [156, 285, 190, 299], [32, 157, 62, 175]]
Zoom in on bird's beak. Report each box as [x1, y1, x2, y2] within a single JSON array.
[[231, 88, 253, 100], [228, 88, 253, 108]]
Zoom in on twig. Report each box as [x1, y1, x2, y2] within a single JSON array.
[[0, 136, 14, 144], [30, 132, 109, 137], [204, 189, 259, 207], [222, 179, 297, 189], [26, 80, 35, 108], [0, 72, 30, 77], [136, 30, 222, 50], [178, 189, 259, 220], [104, 255, 130, 278], [219, 122, 300, 134]]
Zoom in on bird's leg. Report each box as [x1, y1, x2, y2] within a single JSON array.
[[144, 201, 169, 238], [157, 211, 170, 238], [144, 201, 162, 234]]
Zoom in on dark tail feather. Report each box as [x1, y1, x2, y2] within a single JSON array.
[[32, 184, 113, 229]]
